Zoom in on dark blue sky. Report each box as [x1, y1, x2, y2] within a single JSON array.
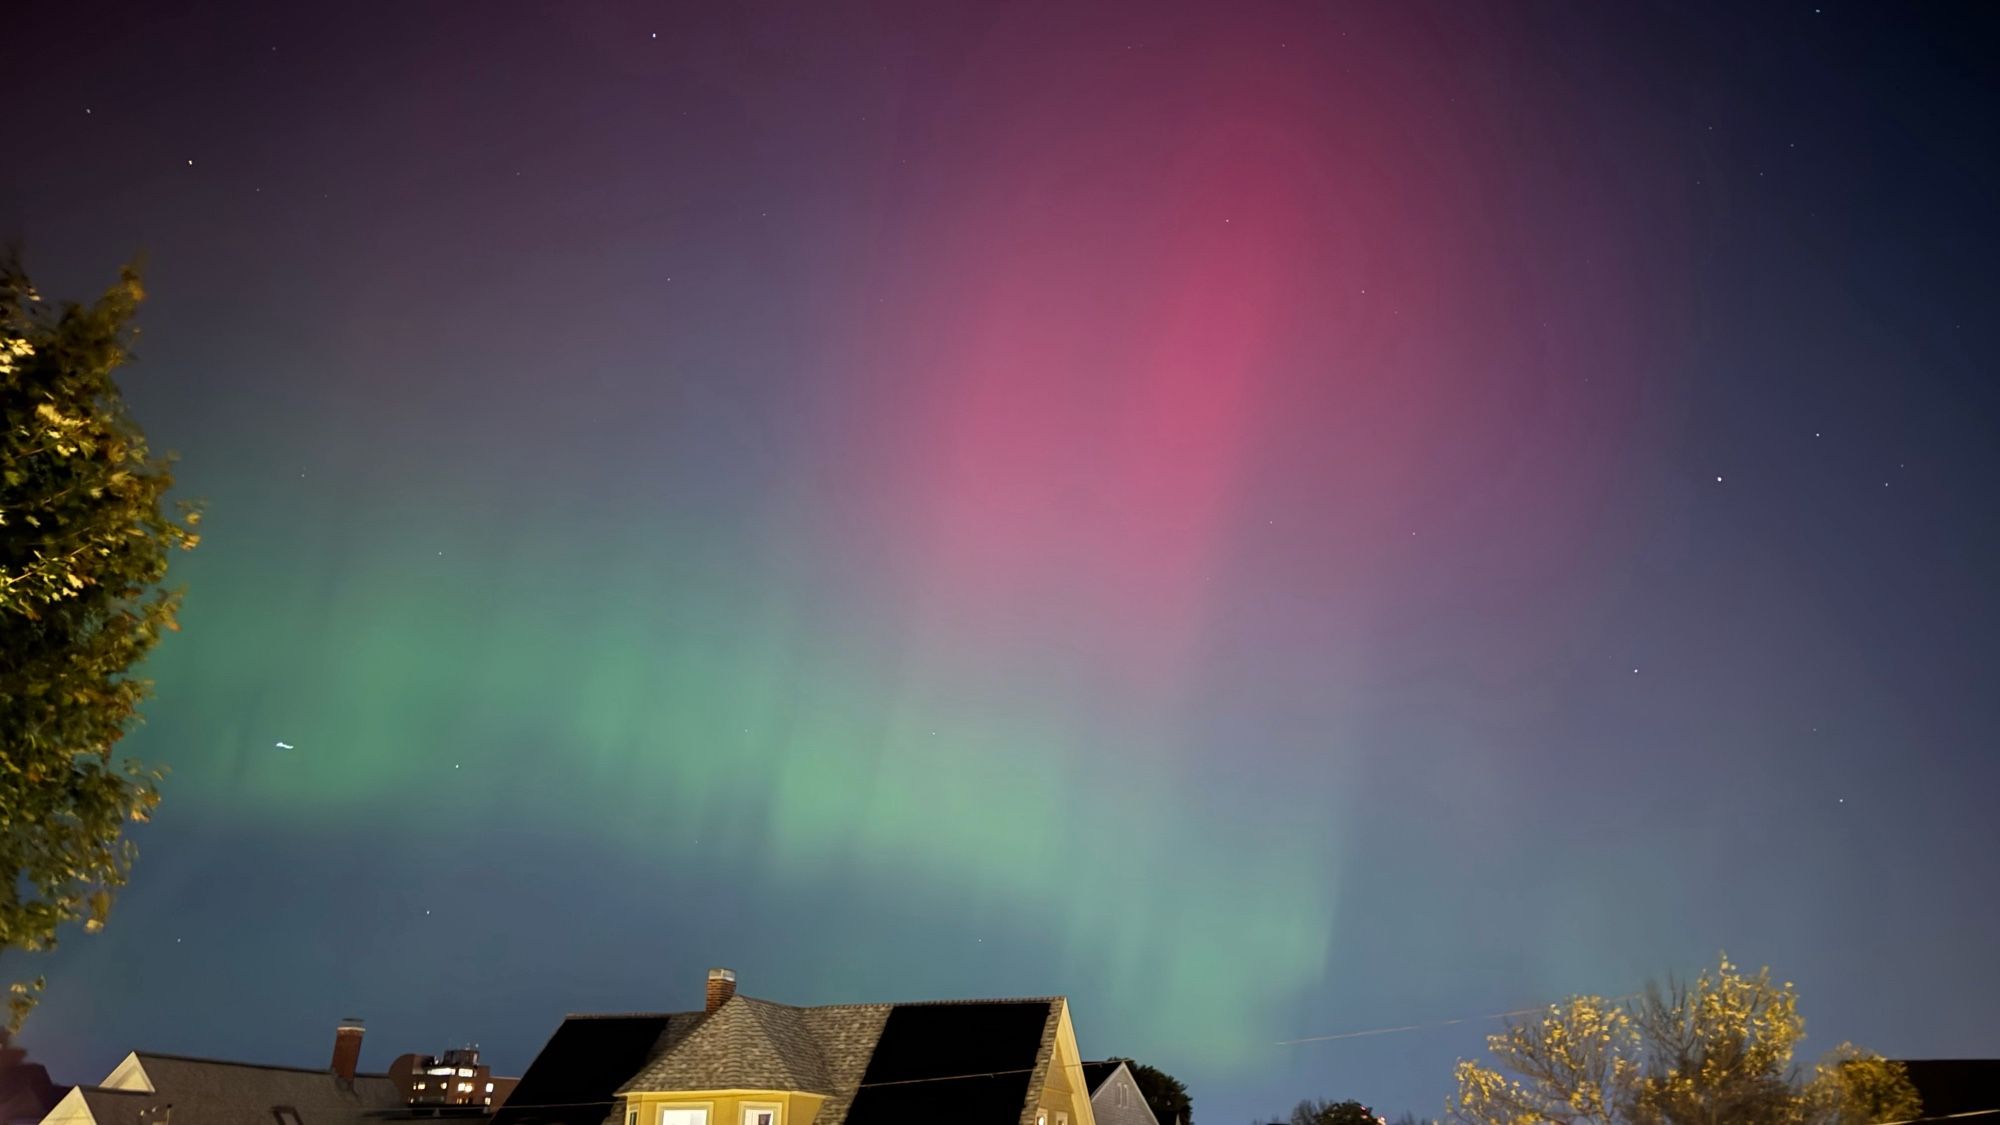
[[6, 3, 1999, 1122]]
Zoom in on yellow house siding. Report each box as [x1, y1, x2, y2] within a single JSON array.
[[621, 1088, 827, 1125], [1025, 1000, 1098, 1125]]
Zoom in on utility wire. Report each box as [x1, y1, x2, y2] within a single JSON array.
[[1279, 994, 1644, 1046]]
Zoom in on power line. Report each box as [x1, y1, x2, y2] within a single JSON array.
[[1278, 1004, 1563, 1046], [1280, 992, 1654, 1047]]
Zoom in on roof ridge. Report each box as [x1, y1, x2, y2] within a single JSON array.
[[134, 1051, 392, 1078], [755, 996, 1062, 1011], [564, 996, 1060, 1018], [881, 996, 1065, 1007]]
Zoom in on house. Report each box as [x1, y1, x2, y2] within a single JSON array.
[[1894, 1060, 2000, 1123], [36, 1019, 497, 1125], [1075, 1061, 1159, 1125], [37, 1047, 402, 1125], [493, 968, 1099, 1125]]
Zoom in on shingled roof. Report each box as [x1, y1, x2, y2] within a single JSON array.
[[493, 1012, 707, 1125], [509, 990, 1063, 1125], [47, 1051, 403, 1125], [844, 1000, 1058, 1125], [616, 999, 894, 1110]]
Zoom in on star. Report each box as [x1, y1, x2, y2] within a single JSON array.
[[1715, 475, 1723, 483]]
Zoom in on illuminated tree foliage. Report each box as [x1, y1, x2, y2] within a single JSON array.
[[0, 255, 198, 1029], [1447, 957, 1921, 1125]]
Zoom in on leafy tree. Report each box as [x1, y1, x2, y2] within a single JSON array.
[[1289, 1098, 1380, 1125], [1448, 955, 1920, 1125], [1112, 1058, 1194, 1125], [0, 255, 198, 1029]]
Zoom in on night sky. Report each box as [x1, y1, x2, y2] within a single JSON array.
[[7, 2, 2000, 1121]]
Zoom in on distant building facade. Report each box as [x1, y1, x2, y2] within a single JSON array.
[[390, 1048, 517, 1109]]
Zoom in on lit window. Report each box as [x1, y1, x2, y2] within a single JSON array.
[[661, 1110, 708, 1125], [459, 1069, 475, 1077]]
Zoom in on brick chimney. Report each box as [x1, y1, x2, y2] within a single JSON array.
[[331, 1018, 365, 1080], [705, 968, 737, 1014]]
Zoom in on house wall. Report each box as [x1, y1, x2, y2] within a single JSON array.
[[1089, 1067, 1162, 1125], [36, 1088, 96, 1125], [1032, 1003, 1098, 1125], [619, 1088, 826, 1125]]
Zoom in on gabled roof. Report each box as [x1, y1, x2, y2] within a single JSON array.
[[843, 999, 1058, 1125], [491, 1013, 705, 1125], [506, 995, 1063, 1125], [1078, 1061, 1122, 1095], [55, 1052, 401, 1125], [617, 999, 891, 1102]]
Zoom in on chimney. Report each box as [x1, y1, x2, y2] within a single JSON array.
[[331, 1018, 365, 1080], [705, 968, 737, 1014]]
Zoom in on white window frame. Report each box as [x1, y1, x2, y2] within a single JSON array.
[[740, 1102, 783, 1125], [659, 1106, 711, 1125]]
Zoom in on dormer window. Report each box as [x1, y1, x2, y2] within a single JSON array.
[[660, 1110, 708, 1125]]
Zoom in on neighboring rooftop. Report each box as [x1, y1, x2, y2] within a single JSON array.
[[1078, 1061, 1123, 1095], [1898, 1059, 2000, 1122], [46, 1050, 402, 1125]]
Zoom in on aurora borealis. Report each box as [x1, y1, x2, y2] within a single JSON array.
[[7, 1, 2000, 1120]]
